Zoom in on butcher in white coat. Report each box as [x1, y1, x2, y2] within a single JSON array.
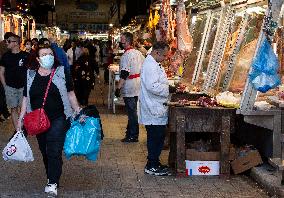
[[139, 41, 170, 176]]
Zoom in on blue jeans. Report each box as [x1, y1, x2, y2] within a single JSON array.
[[36, 116, 70, 185], [145, 125, 166, 167], [123, 96, 139, 139]]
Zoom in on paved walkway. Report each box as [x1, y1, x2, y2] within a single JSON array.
[[0, 80, 270, 198]]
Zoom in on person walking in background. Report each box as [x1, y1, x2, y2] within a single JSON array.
[[102, 40, 114, 84], [49, 36, 70, 70], [73, 46, 94, 106], [93, 39, 101, 67], [86, 39, 99, 78], [115, 32, 145, 143], [0, 32, 14, 121], [139, 41, 171, 176], [31, 38, 39, 51], [17, 45, 81, 196], [63, 39, 71, 53], [67, 40, 82, 76], [24, 39, 33, 54], [0, 33, 29, 130]]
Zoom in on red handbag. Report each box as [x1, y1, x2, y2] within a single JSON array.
[[24, 69, 56, 136]]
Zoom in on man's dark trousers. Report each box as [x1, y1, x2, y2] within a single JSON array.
[[145, 125, 166, 167], [123, 96, 139, 139]]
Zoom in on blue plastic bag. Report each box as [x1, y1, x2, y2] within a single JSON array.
[[64, 116, 101, 161], [249, 37, 281, 93]]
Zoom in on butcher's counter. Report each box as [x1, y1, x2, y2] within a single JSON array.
[[167, 93, 236, 176]]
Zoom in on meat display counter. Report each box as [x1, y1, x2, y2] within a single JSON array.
[[167, 93, 236, 176]]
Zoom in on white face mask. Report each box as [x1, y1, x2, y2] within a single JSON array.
[[39, 55, 54, 69]]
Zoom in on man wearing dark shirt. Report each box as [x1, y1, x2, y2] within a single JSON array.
[[0, 33, 29, 130]]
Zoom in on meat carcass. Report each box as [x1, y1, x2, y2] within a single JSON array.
[[170, 0, 193, 72], [158, 0, 172, 42], [176, 0, 193, 53]]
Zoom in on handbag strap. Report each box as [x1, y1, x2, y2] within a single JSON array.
[[42, 69, 56, 107]]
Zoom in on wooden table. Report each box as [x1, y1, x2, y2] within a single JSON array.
[[168, 105, 236, 176]]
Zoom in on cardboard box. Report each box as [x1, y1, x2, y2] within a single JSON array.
[[186, 149, 220, 161], [231, 150, 263, 174], [185, 160, 220, 176], [186, 146, 237, 161]]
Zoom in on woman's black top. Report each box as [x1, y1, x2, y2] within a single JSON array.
[[24, 68, 74, 120]]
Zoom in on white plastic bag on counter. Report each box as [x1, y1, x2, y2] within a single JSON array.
[[2, 131, 34, 162]]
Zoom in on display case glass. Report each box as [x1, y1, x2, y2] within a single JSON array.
[[181, 13, 208, 87]]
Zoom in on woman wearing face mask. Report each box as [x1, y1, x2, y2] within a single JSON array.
[[17, 44, 81, 196], [24, 39, 33, 53]]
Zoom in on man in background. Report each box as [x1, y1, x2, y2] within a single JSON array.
[[115, 32, 145, 143], [0, 33, 29, 130], [0, 32, 14, 121]]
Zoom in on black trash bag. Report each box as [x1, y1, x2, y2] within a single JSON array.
[[78, 105, 104, 140]]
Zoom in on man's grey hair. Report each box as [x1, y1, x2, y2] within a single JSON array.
[[121, 32, 133, 44]]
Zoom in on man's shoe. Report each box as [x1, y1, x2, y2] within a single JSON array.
[[121, 137, 138, 143], [144, 166, 170, 176], [45, 183, 57, 196], [158, 163, 169, 171]]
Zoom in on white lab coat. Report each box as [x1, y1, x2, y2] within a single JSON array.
[[139, 55, 169, 125]]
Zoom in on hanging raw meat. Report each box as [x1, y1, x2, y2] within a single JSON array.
[[170, 0, 193, 72], [176, 0, 193, 53], [158, 0, 172, 42]]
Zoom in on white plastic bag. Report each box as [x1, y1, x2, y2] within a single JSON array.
[[2, 131, 34, 162]]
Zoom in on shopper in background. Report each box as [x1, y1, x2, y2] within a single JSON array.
[[31, 38, 39, 51], [86, 39, 99, 78], [0, 33, 29, 130], [0, 32, 14, 121], [115, 32, 145, 143], [139, 41, 170, 176], [73, 46, 94, 106], [24, 39, 33, 53], [17, 45, 81, 196], [67, 40, 83, 75], [63, 39, 71, 53], [93, 39, 101, 67], [49, 36, 70, 70], [102, 40, 114, 84]]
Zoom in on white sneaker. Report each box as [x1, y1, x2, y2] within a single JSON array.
[[44, 183, 57, 196]]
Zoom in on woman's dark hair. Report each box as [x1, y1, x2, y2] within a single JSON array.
[[31, 38, 38, 42], [26, 44, 60, 70], [38, 38, 50, 45], [24, 39, 32, 45]]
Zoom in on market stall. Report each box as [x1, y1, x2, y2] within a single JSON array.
[[1, 11, 35, 40], [162, 0, 284, 179]]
